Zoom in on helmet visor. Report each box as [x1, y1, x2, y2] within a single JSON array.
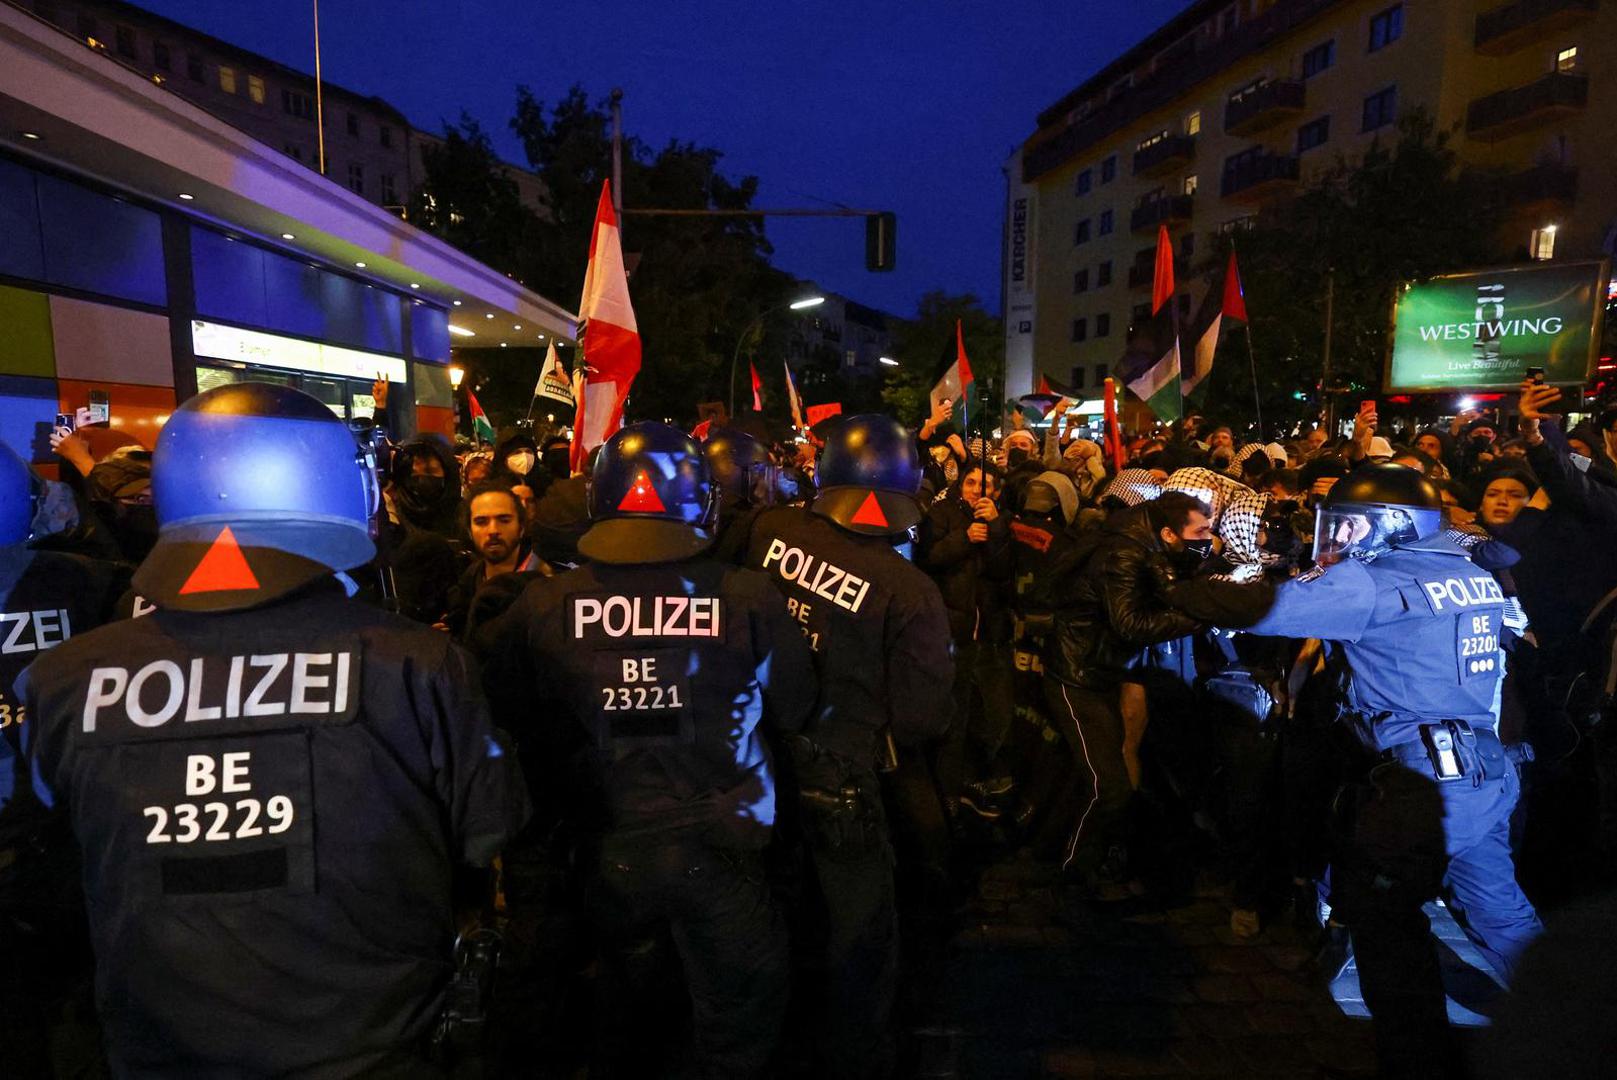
[[1312, 504, 1422, 566]]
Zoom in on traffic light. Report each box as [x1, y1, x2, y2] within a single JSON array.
[[865, 212, 896, 272]]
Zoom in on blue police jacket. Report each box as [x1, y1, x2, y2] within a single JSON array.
[[1246, 535, 1506, 750]]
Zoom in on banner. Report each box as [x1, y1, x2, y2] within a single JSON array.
[[805, 402, 842, 427], [1386, 260, 1608, 391], [535, 341, 574, 406]]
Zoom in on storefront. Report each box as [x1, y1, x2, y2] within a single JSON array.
[[0, 4, 576, 466]]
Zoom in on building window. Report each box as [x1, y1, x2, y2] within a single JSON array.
[[1096, 313, 1112, 338], [1297, 115, 1331, 152], [218, 65, 237, 94], [1229, 77, 1267, 105], [1186, 110, 1202, 135], [1369, 4, 1403, 52], [1557, 46, 1578, 72], [1530, 226, 1556, 261], [1074, 268, 1090, 294], [1071, 368, 1087, 389], [1094, 364, 1108, 385], [152, 41, 171, 72], [1098, 209, 1114, 236], [115, 24, 136, 58], [1075, 219, 1092, 245], [1097, 260, 1114, 287], [346, 112, 360, 136], [248, 75, 265, 104], [1362, 86, 1397, 131], [283, 89, 314, 119], [381, 173, 398, 204], [1072, 318, 1088, 343], [187, 53, 204, 82], [75, 14, 97, 41], [1100, 155, 1117, 184], [1138, 129, 1169, 152], [1183, 174, 1199, 195], [1132, 303, 1151, 326], [347, 163, 364, 194], [380, 125, 393, 149], [1076, 168, 1092, 195], [1302, 40, 1335, 78]]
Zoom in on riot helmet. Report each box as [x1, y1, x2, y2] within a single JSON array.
[[579, 422, 718, 564], [703, 427, 776, 510], [1312, 463, 1443, 567], [133, 382, 378, 612], [811, 414, 923, 537], [0, 441, 35, 546]]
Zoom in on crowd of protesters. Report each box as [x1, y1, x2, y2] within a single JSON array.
[[9, 370, 1617, 1079]]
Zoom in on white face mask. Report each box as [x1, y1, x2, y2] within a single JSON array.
[[506, 451, 537, 476], [1570, 453, 1592, 473]]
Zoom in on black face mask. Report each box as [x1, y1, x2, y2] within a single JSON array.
[[1007, 447, 1031, 469], [1183, 538, 1215, 560], [1469, 435, 1494, 454], [404, 474, 447, 503]]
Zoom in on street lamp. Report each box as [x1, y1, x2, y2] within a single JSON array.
[[879, 356, 899, 367], [730, 296, 824, 416], [448, 365, 465, 440]]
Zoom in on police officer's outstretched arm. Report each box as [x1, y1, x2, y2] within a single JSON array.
[[1244, 561, 1378, 641], [884, 584, 955, 745]]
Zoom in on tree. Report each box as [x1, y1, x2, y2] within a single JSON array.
[[1191, 111, 1509, 434], [408, 115, 546, 289], [880, 292, 1004, 430]]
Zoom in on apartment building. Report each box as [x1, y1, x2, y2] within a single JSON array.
[[1004, 0, 1612, 398]]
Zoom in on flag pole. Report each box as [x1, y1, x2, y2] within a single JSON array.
[[1243, 325, 1264, 440]]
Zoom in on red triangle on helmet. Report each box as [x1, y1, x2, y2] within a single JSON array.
[[618, 469, 667, 513], [179, 526, 262, 594], [850, 491, 889, 529]]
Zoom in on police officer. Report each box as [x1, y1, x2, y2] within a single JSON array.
[[1244, 465, 1541, 1078], [703, 426, 777, 562], [18, 383, 529, 1077], [742, 414, 954, 1077], [0, 442, 128, 1077], [488, 422, 816, 1078]]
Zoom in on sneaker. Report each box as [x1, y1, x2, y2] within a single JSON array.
[[965, 775, 1015, 802], [956, 793, 1002, 822]]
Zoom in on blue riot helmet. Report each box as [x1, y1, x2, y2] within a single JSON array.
[[132, 382, 378, 612], [580, 422, 717, 564], [703, 427, 776, 510], [1313, 463, 1443, 567], [811, 414, 923, 537], [0, 441, 36, 546]]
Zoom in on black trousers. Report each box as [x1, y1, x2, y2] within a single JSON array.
[[1043, 678, 1131, 874], [592, 833, 788, 1079]]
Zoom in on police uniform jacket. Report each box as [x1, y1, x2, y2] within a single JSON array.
[[489, 557, 816, 848], [1246, 535, 1509, 750], [18, 584, 529, 1077], [744, 506, 953, 764]]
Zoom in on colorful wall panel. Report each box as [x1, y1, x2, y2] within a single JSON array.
[[48, 295, 174, 387]]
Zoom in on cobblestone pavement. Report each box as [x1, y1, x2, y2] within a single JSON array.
[[909, 855, 1381, 1079]]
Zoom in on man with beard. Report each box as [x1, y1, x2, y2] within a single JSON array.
[[442, 483, 550, 640]]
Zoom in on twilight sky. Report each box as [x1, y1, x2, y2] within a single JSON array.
[[137, 0, 1186, 318]]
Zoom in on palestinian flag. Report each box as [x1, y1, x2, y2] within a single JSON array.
[[1124, 224, 1182, 423], [468, 390, 495, 444], [1182, 248, 1246, 401], [929, 319, 976, 429]]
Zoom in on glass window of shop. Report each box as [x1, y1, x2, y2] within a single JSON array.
[[196, 363, 378, 420]]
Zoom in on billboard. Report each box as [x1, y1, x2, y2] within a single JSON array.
[[1385, 260, 1608, 392]]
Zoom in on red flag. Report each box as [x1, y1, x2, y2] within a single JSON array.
[[805, 402, 842, 427], [1222, 248, 1247, 323], [691, 418, 712, 441], [1036, 373, 1052, 395], [571, 180, 641, 473], [1103, 377, 1126, 471], [1151, 224, 1175, 317], [750, 361, 763, 411]]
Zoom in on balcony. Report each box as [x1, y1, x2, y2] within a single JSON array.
[[1224, 79, 1305, 135], [1220, 152, 1300, 201], [1501, 163, 1578, 210], [1475, 0, 1598, 56], [1467, 71, 1588, 141], [1132, 133, 1196, 177], [1130, 193, 1195, 233]]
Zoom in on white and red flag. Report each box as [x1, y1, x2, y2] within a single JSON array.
[[750, 361, 764, 411], [570, 180, 642, 473], [784, 361, 805, 431]]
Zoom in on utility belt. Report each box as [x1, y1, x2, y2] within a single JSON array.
[[1379, 720, 1530, 786], [428, 926, 502, 1067], [787, 735, 886, 855]]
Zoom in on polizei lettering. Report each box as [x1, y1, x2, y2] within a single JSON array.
[[0, 609, 71, 654], [761, 539, 873, 614], [571, 595, 722, 640], [1421, 575, 1505, 613], [81, 652, 355, 733]]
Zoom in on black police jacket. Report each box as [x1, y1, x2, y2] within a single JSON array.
[[486, 556, 816, 848], [0, 547, 127, 848], [744, 506, 954, 764], [18, 585, 530, 1077]]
